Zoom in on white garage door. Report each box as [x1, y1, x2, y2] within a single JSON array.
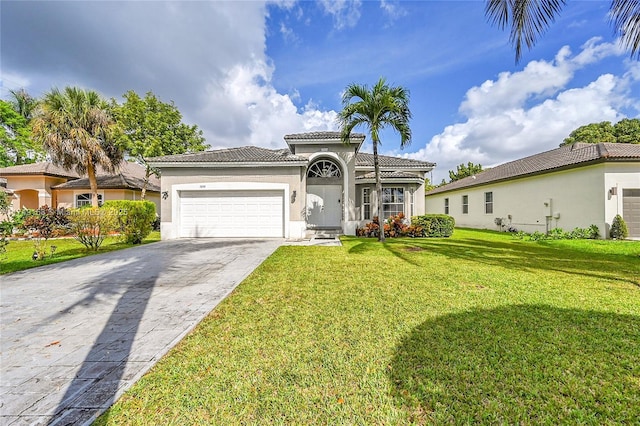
[[179, 190, 284, 238]]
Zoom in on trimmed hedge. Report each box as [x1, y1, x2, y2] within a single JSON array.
[[102, 200, 156, 244], [411, 214, 455, 237]]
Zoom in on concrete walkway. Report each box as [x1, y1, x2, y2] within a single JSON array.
[[0, 238, 281, 426]]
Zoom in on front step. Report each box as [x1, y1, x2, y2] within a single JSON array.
[[305, 228, 342, 239]]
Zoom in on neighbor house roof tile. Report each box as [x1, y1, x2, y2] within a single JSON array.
[[0, 162, 80, 179], [427, 142, 640, 195], [53, 162, 160, 192], [284, 131, 365, 141]]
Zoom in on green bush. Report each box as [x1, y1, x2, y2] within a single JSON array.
[[68, 207, 118, 251], [102, 200, 156, 244], [610, 214, 629, 239], [411, 214, 455, 237]]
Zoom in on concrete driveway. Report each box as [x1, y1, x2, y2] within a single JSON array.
[[0, 238, 281, 426]]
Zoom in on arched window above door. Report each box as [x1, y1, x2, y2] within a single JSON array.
[[307, 159, 341, 178]]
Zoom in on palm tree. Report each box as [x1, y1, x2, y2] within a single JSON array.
[[32, 87, 123, 207], [9, 89, 38, 120], [338, 77, 412, 242], [486, 0, 640, 63]]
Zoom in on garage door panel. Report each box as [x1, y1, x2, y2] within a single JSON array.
[[623, 188, 640, 238], [179, 190, 284, 238]]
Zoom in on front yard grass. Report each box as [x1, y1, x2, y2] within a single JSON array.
[[1, 231, 160, 275], [98, 229, 639, 424]]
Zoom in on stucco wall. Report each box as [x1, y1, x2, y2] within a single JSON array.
[[603, 163, 640, 234], [425, 163, 622, 238], [5, 175, 68, 209], [159, 166, 305, 223]]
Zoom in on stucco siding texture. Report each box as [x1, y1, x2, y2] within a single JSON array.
[[426, 165, 607, 236]]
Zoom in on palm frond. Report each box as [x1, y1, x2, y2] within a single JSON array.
[[610, 0, 640, 59], [485, 0, 566, 63]]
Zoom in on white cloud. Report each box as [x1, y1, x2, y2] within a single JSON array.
[[380, 0, 407, 23], [408, 39, 638, 183], [318, 0, 362, 30], [200, 58, 337, 150]]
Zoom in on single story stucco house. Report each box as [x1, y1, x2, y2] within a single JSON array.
[[0, 161, 161, 213], [425, 143, 640, 239], [148, 131, 435, 239]]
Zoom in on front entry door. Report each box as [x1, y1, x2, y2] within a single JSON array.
[[306, 185, 342, 228]]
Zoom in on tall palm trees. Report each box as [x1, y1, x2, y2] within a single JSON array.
[[338, 77, 412, 242], [486, 0, 640, 63], [32, 87, 123, 207]]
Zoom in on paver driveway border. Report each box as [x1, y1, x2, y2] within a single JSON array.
[[1, 238, 282, 426]]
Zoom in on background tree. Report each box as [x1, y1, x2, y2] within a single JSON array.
[[486, 0, 640, 62], [613, 118, 640, 143], [338, 77, 412, 242], [112, 91, 208, 199], [0, 101, 34, 166], [9, 89, 38, 121], [562, 119, 640, 146], [449, 162, 484, 182], [32, 87, 123, 207]]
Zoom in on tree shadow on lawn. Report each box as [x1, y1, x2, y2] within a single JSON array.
[[389, 304, 640, 424], [347, 237, 639, 287]]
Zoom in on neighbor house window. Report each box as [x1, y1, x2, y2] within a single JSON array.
[[485, 192, 493, 214], [444, 198, 449, 214], [76, 193, 103, 207], [462, 195, 468, 214], [362, 188, 371, 220], [383, 187, 404, 218]]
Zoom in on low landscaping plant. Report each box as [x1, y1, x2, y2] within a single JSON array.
[[102, 200, 156, 244], [356, 213, 453, 238], [68, 207, 119, 251], [513, 225, 600, 241], [22, 205, 70, 260], [610, 214, 629, 239]]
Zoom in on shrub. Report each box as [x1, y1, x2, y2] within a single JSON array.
[[68, 207, 118, 251], [610, 214, 629, 239], [411, 214, 455, 237], [102, 200, 156, 244], [23, 206, 70, 260], [512, 225, 600, 241]]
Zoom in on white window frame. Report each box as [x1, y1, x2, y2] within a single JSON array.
[[485, 191, 493, 214], [382, 187, 404, 218], [462, 195, 468, 214], [362, 187, 371, 220], [75, 192, 103, 208]]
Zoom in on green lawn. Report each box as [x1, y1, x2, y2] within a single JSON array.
[[97, 229, 639, 424], [1, 231, 160, 275]]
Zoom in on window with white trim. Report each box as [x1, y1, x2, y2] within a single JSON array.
[[76, 193, 103, 207], [362, 188, 371, 220], [462, 195, 468, 214], [382, 187, 404, 218], [485, 191, 493, 214], [444, 198, 449, 214]]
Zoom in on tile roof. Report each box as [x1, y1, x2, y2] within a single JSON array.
[[427, 142, 640, 195], [147, 145, 435, 170], [0, 162, 80, 179], [284, 131, 365, 141], [355, 152, 435, 168], [53, 162, 160, 192], [355, 171, 425, 180], [147, 146, 307, 163]]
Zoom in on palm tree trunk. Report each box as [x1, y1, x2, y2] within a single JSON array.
[[373, 138, 385, 242], [88, 161, 99, 207]]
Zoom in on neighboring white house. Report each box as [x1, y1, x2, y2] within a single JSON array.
[[148, 132, 435, 239], [425, 143, 640, 239]]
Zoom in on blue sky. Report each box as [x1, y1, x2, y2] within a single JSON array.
[[2, 1, 639, 182]]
